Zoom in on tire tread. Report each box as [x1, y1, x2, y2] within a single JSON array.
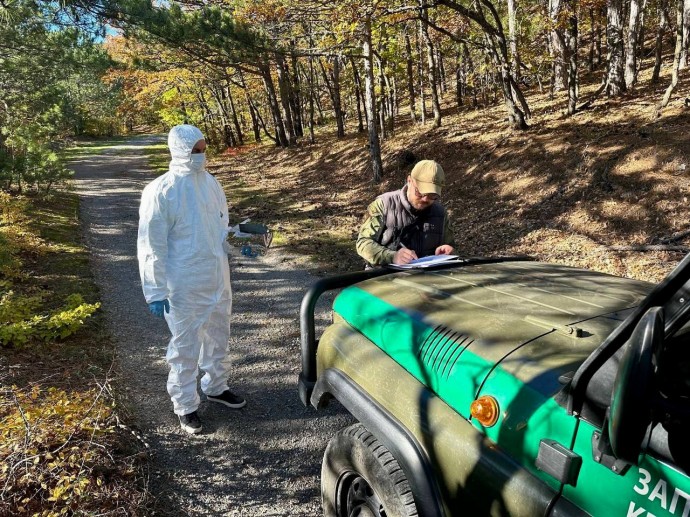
[[329, 423, 418, 516]]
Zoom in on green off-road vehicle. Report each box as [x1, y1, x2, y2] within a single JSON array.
[[299, 256, 690, 517]]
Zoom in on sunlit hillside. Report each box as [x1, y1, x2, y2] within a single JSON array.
[[216, 57, 690, 284]]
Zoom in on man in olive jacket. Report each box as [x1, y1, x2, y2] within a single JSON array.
[[356, 160, 456, 267]]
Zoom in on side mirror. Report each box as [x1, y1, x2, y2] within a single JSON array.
[[608, 307, 663, 463]]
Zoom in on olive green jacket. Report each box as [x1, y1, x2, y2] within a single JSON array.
[[356, 194, 456, 266]]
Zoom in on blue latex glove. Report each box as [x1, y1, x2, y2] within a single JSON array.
[[241, 244, 259, 258], [148, 299, 170, 318]]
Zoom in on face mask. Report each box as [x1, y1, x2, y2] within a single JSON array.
[[189, 153, 206, 172]]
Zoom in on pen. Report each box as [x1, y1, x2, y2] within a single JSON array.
[[399, 242, 418, 261]]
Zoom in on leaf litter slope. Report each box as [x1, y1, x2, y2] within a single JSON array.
[[215, 63, 690, 284]]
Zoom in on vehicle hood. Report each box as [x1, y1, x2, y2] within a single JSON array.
[[333, 261, 653, 410]]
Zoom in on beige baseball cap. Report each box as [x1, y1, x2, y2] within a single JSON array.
[[410, 160, 445, 196]]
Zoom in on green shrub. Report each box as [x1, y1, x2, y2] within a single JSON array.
[[38, 294, 101, 341], [1, 132, 73, 193], [0, 191, 28, 224], [0, 233, 21, 277], [0, 293, 100, 347], [0, 192, 27, 277]]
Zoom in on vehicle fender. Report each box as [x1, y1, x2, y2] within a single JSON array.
[[312, 368, 446, 517]]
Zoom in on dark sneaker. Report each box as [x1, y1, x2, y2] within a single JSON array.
[[179, 411, 202, 434], [207, 390, 246, 409]]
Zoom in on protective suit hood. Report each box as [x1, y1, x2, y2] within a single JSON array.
[[168, 124, 205, 175]]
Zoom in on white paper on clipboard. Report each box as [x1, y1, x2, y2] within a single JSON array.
[[388, 254, 459, 270]]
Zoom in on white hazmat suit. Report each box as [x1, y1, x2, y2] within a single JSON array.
[[137, 125, 233, 416]]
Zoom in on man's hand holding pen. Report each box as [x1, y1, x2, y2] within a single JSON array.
[[393, 242, 418, 265]]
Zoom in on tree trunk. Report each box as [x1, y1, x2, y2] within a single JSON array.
[[417, 20, 427, 124], [682, 0, 690, 67], [463, 43, 478, 106], [565, 0, 579, 114], [290, 51, 304, 137], [350, 57, 366, 132], [656, 0, 685, 116], [319, 56, 346, 137], [589, 8, 596, 71], [509, 73, 532, 117], [332, 56, 345, 137], [255, 105, 277, 143], [605, 0, 626, 95], [508, 0, 521, 82], [275, 53, 297, 145], [404, 25, 418, 122], [392, 75, 399, 117], [549, 0, 567, 91], [224, 84, 244, 146], [211, 88, 236, 148], [362, 16, 383, 183], [455, 47, 463, 106], [176, 85, 189, 123], [247, 97, 262, 143], [260, 62, 289, 147], [637, 0, 648, 71], [386, 72, 397, 132], [377, 57, 388, 140], [420, 4, 442, 128], [624, 0, 643, 88], [314, 86, 325, 124], [651, 0, 669, 84], [195, 87, 212, 141], [437, 46, 448, 93], [308, 49, 316, 143], [238, 69, 262, 143], [435, 0, 529, 128], [378, 99, 387, 140], [596, 7, 606, 66], [489, 39, 529, 128]]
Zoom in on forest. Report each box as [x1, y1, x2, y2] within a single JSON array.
[[3, 0, 690, 514], [4, 0, 690, 188]]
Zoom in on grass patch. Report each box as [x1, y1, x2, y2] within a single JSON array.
[[0, 189, 151, 515], [141, 141, 168, 175], [64, 135, 168, 177], [62, 137, 133, 160], [26, 194, 95, 303]]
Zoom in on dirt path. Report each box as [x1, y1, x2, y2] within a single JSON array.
[[72, 136, 353, 516]]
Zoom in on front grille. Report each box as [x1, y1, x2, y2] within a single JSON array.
[[418, 324, 474, 379]]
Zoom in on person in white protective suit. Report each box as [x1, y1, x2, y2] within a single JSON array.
[[137, 124, 246, 435]]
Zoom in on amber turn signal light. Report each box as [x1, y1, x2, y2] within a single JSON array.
[[470, 395, 499, 427]]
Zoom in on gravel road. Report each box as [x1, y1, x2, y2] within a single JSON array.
[[72, 136, 354, 516]]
